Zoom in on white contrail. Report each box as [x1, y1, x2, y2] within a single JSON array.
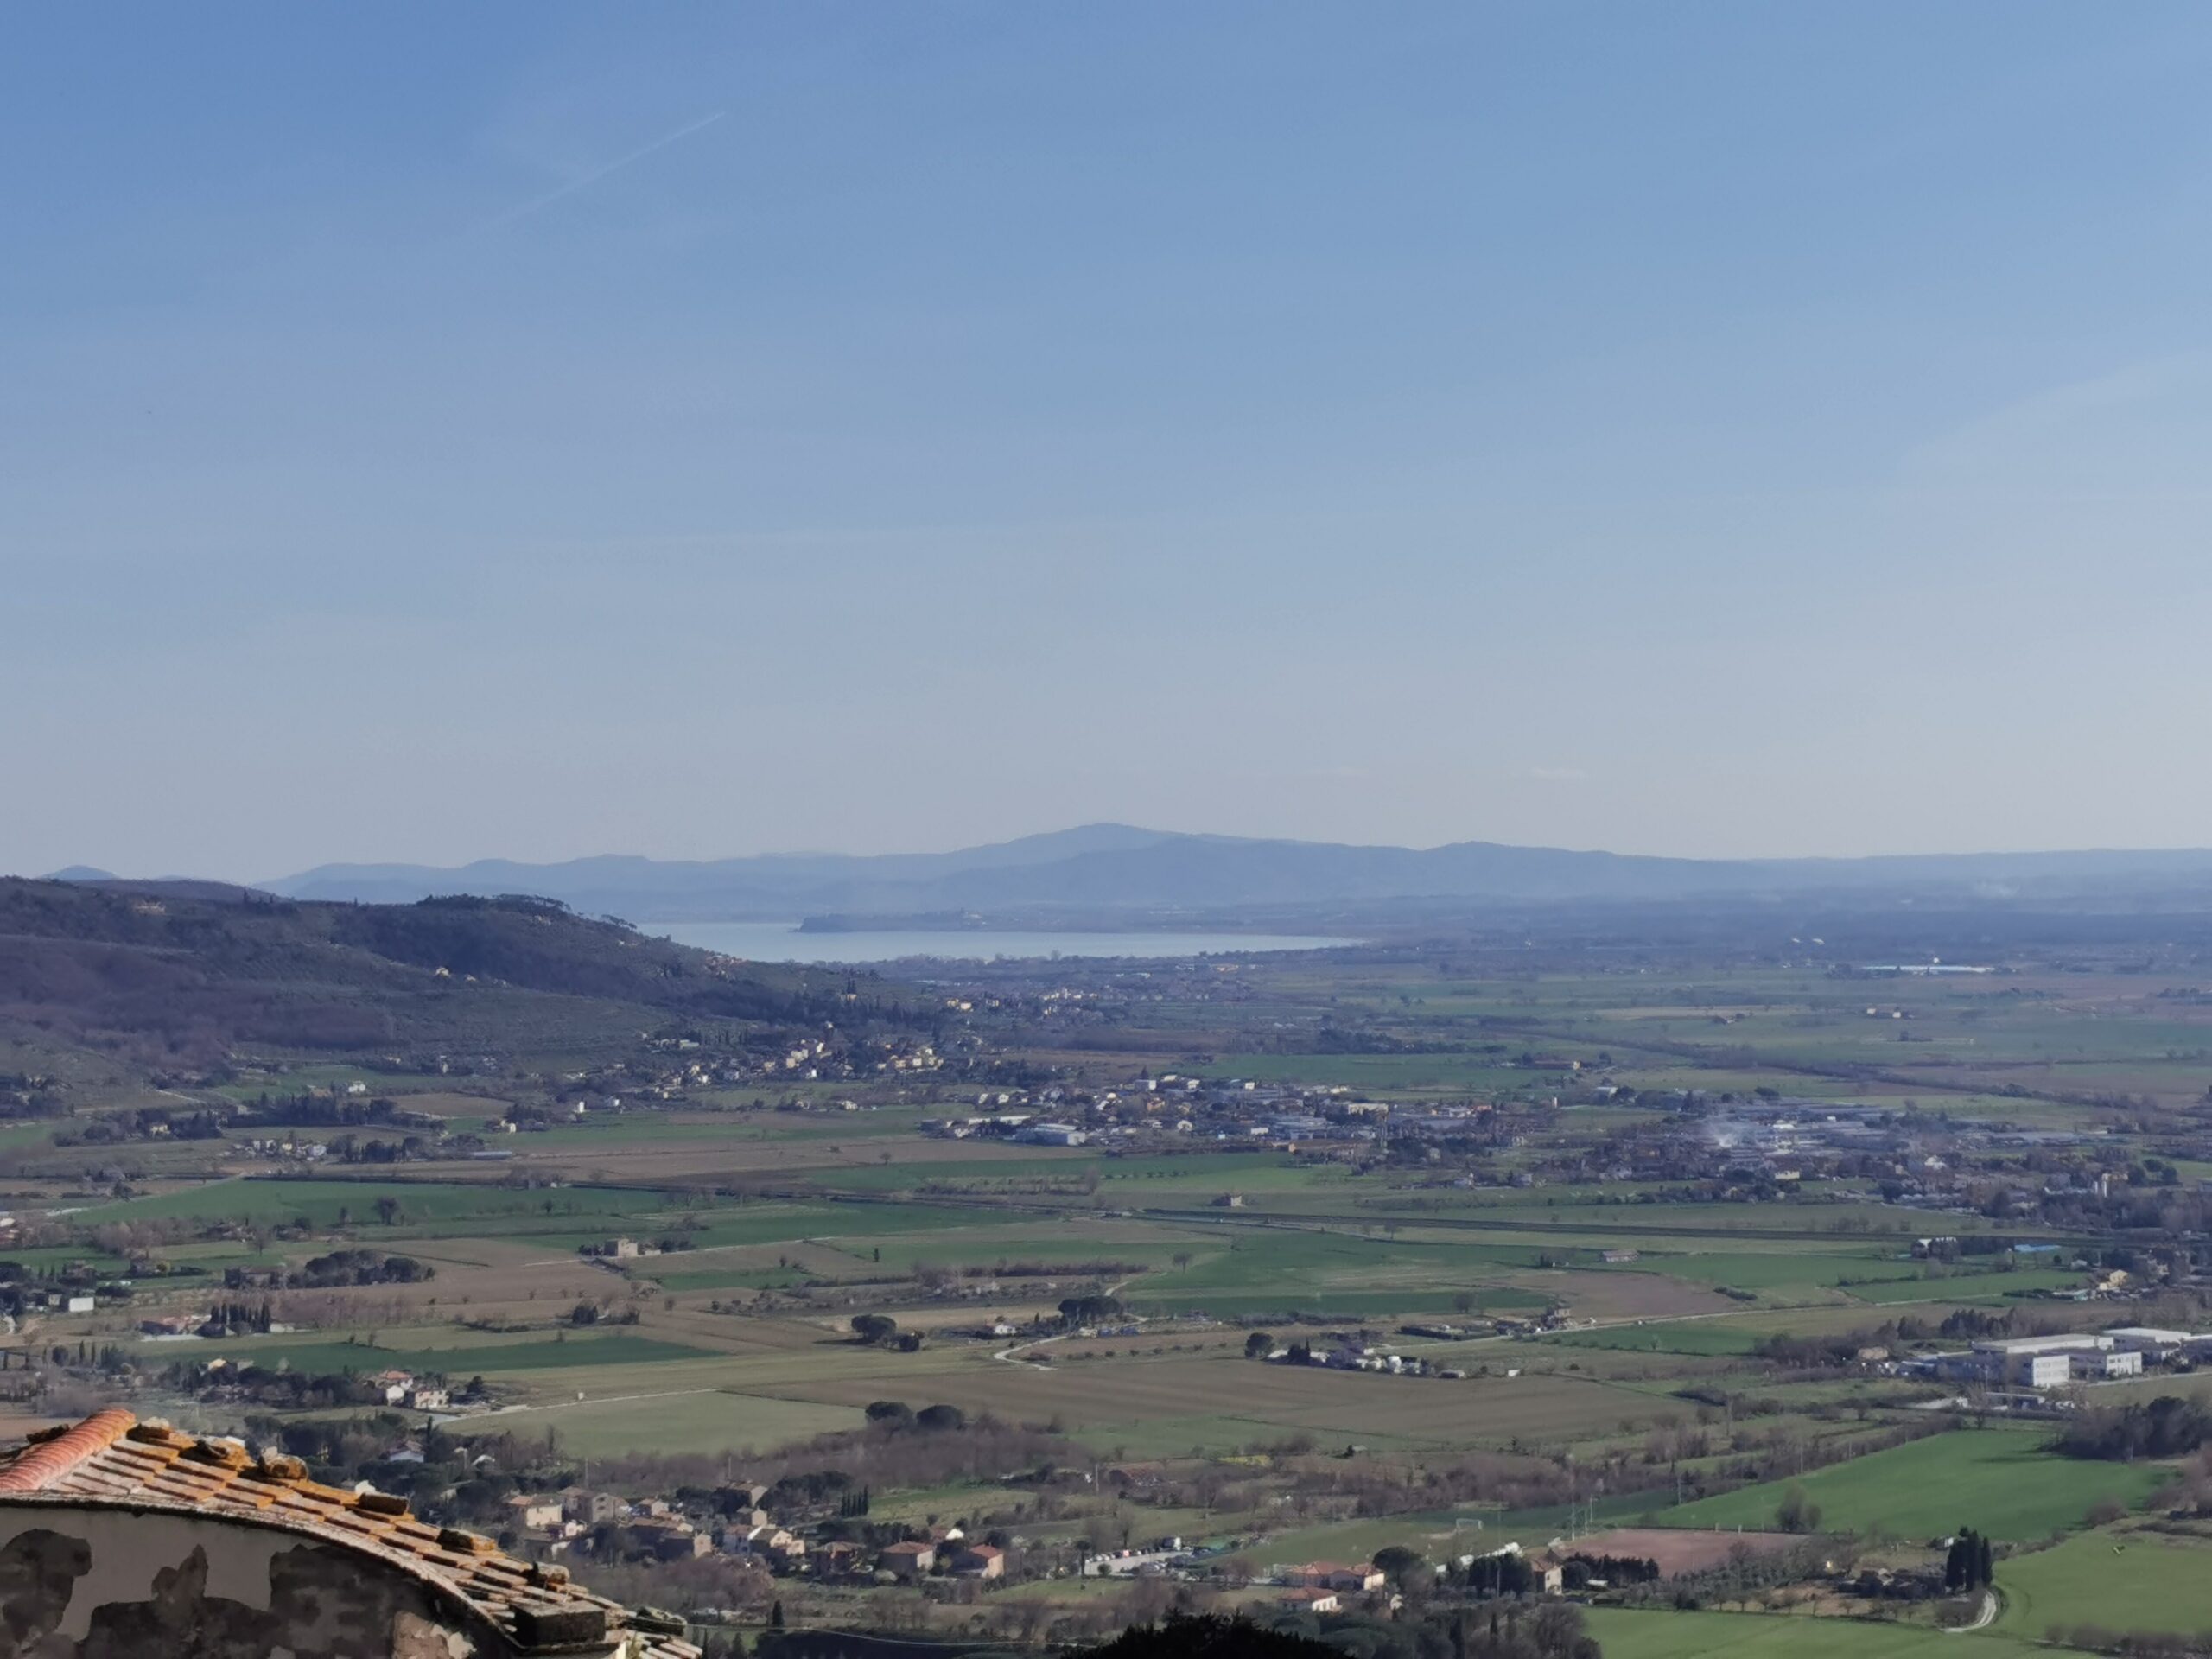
[[471, 111, 727, 234]]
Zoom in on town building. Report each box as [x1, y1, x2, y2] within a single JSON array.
[[1013, 1122, 1086, 1147], [508, 1494, 566, 1532], [950, 1542, 1006, 1579], [2069, 1349, 2143, 1380], [1280, 1561, 1384, 1592], [570, 1491, 623, 1526], [877, 1540, 936, 1579], [2011, 1353, 2072, 1389]]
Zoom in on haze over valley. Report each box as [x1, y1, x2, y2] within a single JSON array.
[[251, 827, 2212, 928], [10, 8, 2212, 1659]]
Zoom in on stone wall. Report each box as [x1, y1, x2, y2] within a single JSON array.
[[0, 1503, 484, 1658]]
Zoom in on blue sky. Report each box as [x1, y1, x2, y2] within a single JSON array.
[[9, 3, 2212, 879]]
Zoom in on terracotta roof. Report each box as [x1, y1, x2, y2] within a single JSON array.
[[0, 1411, 698, 1658]]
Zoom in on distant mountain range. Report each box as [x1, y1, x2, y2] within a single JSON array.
[[247, 826, 2212, 925]]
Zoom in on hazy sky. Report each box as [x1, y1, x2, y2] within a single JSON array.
[[10, 4, 2212, 880]]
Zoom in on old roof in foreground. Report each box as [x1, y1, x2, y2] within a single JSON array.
[[0, 1409, 699, 1658]]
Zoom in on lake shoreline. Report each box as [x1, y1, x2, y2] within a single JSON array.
[[647, 920, 1359, 963]]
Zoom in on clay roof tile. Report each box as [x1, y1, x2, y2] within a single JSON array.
[[0, 1414, 702, 1659]]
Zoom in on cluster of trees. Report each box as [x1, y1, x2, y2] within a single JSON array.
[[1560, 1553, 1660, 1589], [0, 1071, 64, 1121], [1058, 1294, 1127, 1326], [1753, 1320, 1912, 1370], [570, 1300, 643, 1326], [163, 1361, 391, 1410], [1460, 1553, 1542, 1598], [944, 1257, 1141, 1282], [204, 1299, 277, 1334], [734, 1416, 1079, 1508], [1642, 1420, 1933, 1511], [241, 1091, 406, 1128], [1615, 1538, 1836, 1614], [256, 1249, 435, 1289], [1754, 1305, 2076, 1373], [1943, 1529, 1994, 1594], [1937, 1307, 2039, 1341], [2045, 1624, 2212, 1659], [1086, 1609, 1598, 1659], [1243, 1443, 1673, 1532], [326, 1132, 438, 1164], [55, 1107, 225, 1146], [849, 1314, 922, 1351], [861, 1400, 968, 1433], [2059, 1396, 2212, 1461], [42, 1340, 129, 1374], [1775, 1484, 1822, 1533], [760, 1469, 859, 1516]]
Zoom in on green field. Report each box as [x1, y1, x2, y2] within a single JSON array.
[[1541, 1324, 1766, 1357], [29, 929, 2212, 1643], [1108, 1227, 1554, 1316], [1193, 1054, 1536, 1091], [80, 1178, 676, 1228], [1117, 1284, 1549, 1319], [1586, 1607, 2056, 1659], [176, 1331, 715, 1376], [1652, 1429, 2164, 1542], [447, 1389, 863, 1458], [1583, 1251, 1922, 1291], [1994, 1524, 2212, 1639], [1223, 1510, 1497, 1573]]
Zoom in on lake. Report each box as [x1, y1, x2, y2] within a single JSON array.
[[648, 921, 1357, 963]]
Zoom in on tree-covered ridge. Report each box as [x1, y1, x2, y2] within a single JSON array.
[[0, 877, 917, 1075]]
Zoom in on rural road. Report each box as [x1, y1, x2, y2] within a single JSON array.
[[1942, 1591, 1999, 1633], [993, 1276, 1136, 1363], [471, 1386, 724, 1421]]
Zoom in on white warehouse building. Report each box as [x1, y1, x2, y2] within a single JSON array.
[[1967, 1334, 2122, 1389], [2069, 1350, 2143, 1380], [2010, 1352, 2073, 1389]]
